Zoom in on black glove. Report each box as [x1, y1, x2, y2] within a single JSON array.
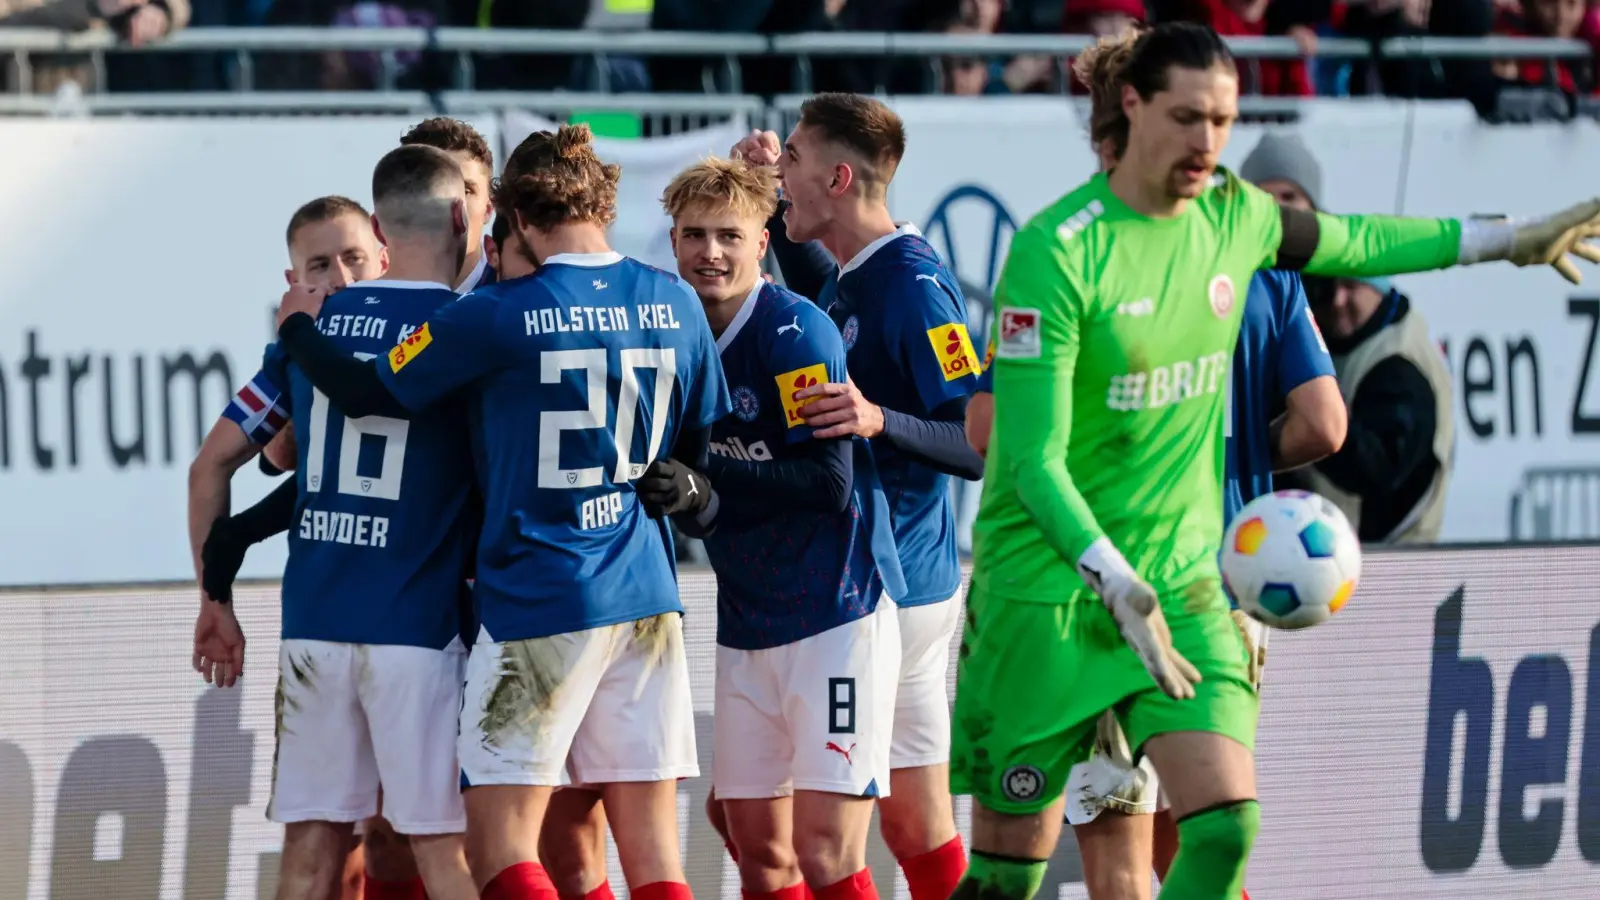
[[200, 515, 249, 604], [637, 458, 711, 518]]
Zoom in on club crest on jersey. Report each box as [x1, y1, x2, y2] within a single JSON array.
[[388, 322, 433, 372], [996, 308, 1042, 359], [841, 315, 860, 351], [925, 322, 981, 381], [776, 363, 828, 428], [731, 386, 761, 423], [1208, 274, 1236, 318], [1001, 764, 1046, 802]]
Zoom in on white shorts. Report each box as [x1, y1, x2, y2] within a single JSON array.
[[268, 640, 467, 835], [713, 600, 901, 799], [1063, 615, 1270, 826], [892, 594, 961, 769], [458, 613, 698, 787]]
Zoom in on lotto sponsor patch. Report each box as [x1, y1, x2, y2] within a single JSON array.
[[924, 322, 982, 381], [776, 363, 828, 428], [996, 308, 1042, 359], [388, 322, 433, 372]]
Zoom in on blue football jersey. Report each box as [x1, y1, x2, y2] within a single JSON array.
[[1223, 269, 1335, 526], [249, 281, 476, 649], [819, 225, 981, 607], [376, 251, 730, 642], [704, 283, 905, 651]]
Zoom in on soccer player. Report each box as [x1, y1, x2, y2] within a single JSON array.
[[660, 156, 908, 900], [268, 124, 728, 900], [199, 144, 482, 900], [401, 116, 499, 293], [735, 94, 982, 900], [951, 21, 1600, 900], [964, 139, 1345, 900]]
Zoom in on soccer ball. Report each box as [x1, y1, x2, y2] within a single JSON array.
[[1220, 490, 1362, 630]]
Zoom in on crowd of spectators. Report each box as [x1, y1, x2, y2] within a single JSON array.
[[0, 0, 1596, 112]]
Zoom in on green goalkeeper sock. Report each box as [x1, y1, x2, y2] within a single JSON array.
[[1158, 800, 1260, 900], [949, 851, 1047, 900]]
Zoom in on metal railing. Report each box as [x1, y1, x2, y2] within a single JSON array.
[[0, 27, 1590, 113]]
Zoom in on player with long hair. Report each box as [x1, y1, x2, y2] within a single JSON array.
[[951, 20, 1600, 900]]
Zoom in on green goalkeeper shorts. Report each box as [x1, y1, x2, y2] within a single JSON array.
[[950, 574, 1260, 815]]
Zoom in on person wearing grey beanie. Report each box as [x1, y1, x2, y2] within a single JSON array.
[[1240, 132, 1323, 212]]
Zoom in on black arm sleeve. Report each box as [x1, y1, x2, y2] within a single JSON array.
[[259, 455, 285, 477], [879, 395, 985, 480], [766, 200, 837, 304], [277, 313, 411, 418], [1314, 357, 1438, 495], [705, 437, 853, 514], [231, 477, 299, 546]]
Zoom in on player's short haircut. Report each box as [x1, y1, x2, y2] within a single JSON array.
[[660, 157, 779, 224], [494, 123, 620, 231], [371, 144, 465, 237], [285, 195, 369, 248], [796, 93, 907, 194], [400, 116, 494, 170], [1073, 21, 1234, 161]]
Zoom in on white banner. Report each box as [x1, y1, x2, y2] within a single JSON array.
[[499, 112, 750, 275], [1, 548, 1592, 898], [887, 97, 1600, 544], [0, 116, 498, 587]]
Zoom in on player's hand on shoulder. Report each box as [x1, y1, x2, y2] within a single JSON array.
[[1077, 539, 1201, 700], [638, 458, 712, 518], [192, 600, 245, 689], [731, 129, 782, 168], [796, 375, 885, 440], [276, 282, 328, 329]]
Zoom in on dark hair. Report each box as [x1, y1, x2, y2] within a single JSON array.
[[400, 117, 494, 170], [491, 211, 511, 247], [285, 195, 369, 248], [494, 124, 620, 231], [797, 92, 908, 192], [1072, 21, 1234, 160], [373, 144, 462, 205]]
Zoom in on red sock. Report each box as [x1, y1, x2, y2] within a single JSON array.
[[481, 862, 558, 900], [557, 882, 616, 900], [812, 869, 877, 900], [366, 877, 427, 900], [1243, 892, 1252, 900], [632, 883, 692, 900], [742, 884, 806, 900], [901, 835, 967, 900]]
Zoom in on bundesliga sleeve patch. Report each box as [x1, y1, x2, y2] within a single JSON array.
[[924, 322, 982, 381], [775, 363, 829, 429], [996, 308, 1042, 359], [388, 322, 433, 373]]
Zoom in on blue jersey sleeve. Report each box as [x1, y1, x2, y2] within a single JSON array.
[[377, 292, 502, 412], [770, 304, 848, 445], [221, 343, 292, 445], [1273, 273, 1336, 395], [890, 268, 983, 411], [685, 313, 732, 431]]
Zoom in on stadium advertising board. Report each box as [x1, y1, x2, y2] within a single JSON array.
[[0, 548, 1592, 899], [886, 97, 1600, 546]]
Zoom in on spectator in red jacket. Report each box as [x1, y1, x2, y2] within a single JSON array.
[[1494, 0, 1600, 94], [1166, 0, 1320, 95]]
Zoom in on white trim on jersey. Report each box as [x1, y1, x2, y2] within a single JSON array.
[[715, 281, 765, 354], [544, 251, 625, 267], [838, 222, 922, 277], [455, 252, 489, 295], [342, 279, 454, 291]]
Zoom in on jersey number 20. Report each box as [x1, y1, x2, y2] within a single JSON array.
[[539, 347, 677, 489]]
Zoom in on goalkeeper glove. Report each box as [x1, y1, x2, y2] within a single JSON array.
[[1231, 609, 1268, 691], [637, 458, 712, 519], [1077, 538, 1202, 700], [1466, 198, 1600, 285]]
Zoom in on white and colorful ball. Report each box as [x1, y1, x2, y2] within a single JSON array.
[[1220, 489, 1362, 630]]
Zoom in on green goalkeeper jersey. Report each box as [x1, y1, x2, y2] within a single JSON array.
[[974, 167, 1462, 603]]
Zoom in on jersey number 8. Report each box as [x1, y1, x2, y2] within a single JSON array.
[[539, 347, 678, 490]]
